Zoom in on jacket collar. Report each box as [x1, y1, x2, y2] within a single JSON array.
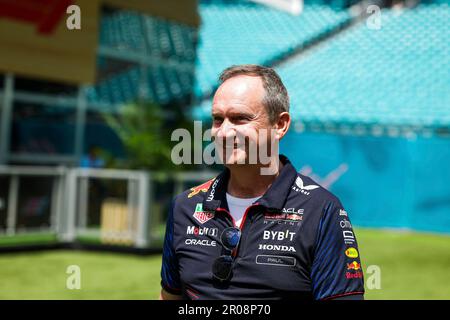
[[202, 154, 298, 212]]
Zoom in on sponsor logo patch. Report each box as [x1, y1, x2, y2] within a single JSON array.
[[343, 230, 356, 245], [263, 230, 296, 242], [345, 247, 359, 258], [186, 226, 218, 237], [188, 179, 215, 198], [258, 244, 296, 252], [185, 238, 217, 247], [347, 261, 361, 271], [206, 178, 220, 202], [292, 176, 319, 195], [339, 209, 348, 217], [338, 208, 355, 244], [340, 220, 352, 229], [346, 271, 363, 279], [264, 208, 304, 223], [193, 203, 215, 224], [282, 208, 304, 215]]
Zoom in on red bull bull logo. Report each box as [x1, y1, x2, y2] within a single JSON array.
[[347, 261, 361, 271], [188, 179, 215, 198], [286, 213, 302, 221], [264, 208, 304, 222]]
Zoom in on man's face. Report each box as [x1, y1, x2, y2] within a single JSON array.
[[211, 75, 274, 166]]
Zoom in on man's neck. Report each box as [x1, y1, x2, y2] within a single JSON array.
[[226, 157, 282, 198]]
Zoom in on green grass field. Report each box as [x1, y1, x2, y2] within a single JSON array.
[[0, 228, 449, 299]]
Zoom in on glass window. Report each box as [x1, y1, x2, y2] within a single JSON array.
[[14, 76, 77, 97], [82, 110, 126, 166], [16, 177, 53, 231], [10, 100, 76, 156]]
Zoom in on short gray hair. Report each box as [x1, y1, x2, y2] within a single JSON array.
[[218, 64, 290, 124]]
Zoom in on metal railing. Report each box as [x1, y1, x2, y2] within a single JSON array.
[[0, 165, 218, 248]]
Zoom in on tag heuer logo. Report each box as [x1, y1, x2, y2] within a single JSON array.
[[193, 203, 214, 224]]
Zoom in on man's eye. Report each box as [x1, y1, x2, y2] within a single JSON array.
[[234, 116, 249, 122]]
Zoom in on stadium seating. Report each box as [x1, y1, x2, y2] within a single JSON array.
[[87, 0, 351, 109], [86, 10, 197, 107], [194, 2, 450, 134], [276, 2, 449, 131], [194, 0, 351, 98], [87, 0, 449, 135]]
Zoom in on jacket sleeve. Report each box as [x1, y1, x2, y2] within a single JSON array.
[[160, 198, 182, 295], [310, 199, 365, 300]]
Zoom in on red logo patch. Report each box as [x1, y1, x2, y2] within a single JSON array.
[[346, 271, 363, 279], [193, 203, 214, 224], [188, 179, 215, 198]]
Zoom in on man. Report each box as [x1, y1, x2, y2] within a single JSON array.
[[160, 65, 364, 300]]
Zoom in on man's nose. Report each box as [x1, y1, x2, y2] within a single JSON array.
[[215, 119, 236, 140]]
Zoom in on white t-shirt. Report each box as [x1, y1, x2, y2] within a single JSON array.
[[226, 193, 261, 228]]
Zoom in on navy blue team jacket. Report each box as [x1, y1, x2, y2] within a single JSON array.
[[161, 155, 365, 300]]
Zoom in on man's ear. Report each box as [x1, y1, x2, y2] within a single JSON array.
[[274, 112, 291, 140]]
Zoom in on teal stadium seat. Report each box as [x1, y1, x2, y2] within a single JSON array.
[[88, 0, 351, 109], [88, 0, 449, 136], [275, 2, 449, 131], [194, 0, 351, 100], [87, 9, 197, 107], [193, 1, 449, 134]]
